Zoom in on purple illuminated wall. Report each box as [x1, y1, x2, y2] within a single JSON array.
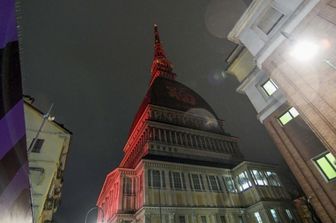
[[0, 0, 33, 222]]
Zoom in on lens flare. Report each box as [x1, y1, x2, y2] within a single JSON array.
[[290, 41, 319, 61]]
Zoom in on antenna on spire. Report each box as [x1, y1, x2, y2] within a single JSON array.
[[150, 24, 176, 85], [154, 24, 160, 44]]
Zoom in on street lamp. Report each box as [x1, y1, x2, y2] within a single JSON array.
[[84, 206, 105, 223], [289, 40, 319, 62], [281, 31, 336, 69], [28, 103, 55, 153]]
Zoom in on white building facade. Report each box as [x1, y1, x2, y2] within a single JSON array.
[[227, 0, 336, 222], [24, 97, 72, 223]]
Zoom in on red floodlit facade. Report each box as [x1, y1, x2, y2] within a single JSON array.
[[97, 26, 300, 223]]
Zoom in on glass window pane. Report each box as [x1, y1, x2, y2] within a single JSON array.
[[289, 107, 299, 118], [224, 176, 237, 192], [252, 170, 266, 186], [270, 209, 280, 223], [326, 153, 336, 168], [179, 216, 186, 223], [238, 171, 252, 190], [285, 209, 293, 220], [257, 7, 284, 34], [173, 172, 182, 189], [192, 174, 202, 190], [316, 157, 336, 180], [220, 216, 226, 223], [31, 138, 45, 153], [279, 112, 293, 125], [209, 175, 219, 191], [254, 212, 263, 223], [262, 80, 278, 96], [152, 170, 161, 188], [265, 171, 281, 186]]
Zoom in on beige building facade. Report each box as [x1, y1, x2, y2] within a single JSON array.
[[227, 0, 336, 222], [24, 97, 72, 223]]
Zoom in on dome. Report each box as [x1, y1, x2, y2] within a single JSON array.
[[128, 77, 221, 135], [148, 77, 218, 117]]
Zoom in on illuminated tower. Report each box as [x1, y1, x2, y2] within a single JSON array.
[[97, 25, 299, 223]]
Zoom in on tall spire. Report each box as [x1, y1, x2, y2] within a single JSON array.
[[150, 24, 176, 85]]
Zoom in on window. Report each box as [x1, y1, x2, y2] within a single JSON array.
[[224, 176, 237, 193], [257, 7, 284, 35], [190, 174, 203, 191], [285, 209, 294, 221], [123, 177, 132, 195], [152, 170, 161, 188], [179, 216, 186, 223], [278, 107, 299, 126], [314, 152, 336, 181], [254, 212, 263, 223], [148, 169, 165, 188], [201, 216, 207, 223], [265, 171, 281, 186], [251, 170, 268, 186], [31, 138, 45, 153], [270, 209, 280, 223], [236, 171, 252, 191], [207, 175, 220, 191], [220, 216, 226, 223], [169, 171, 186, 190], [261, 79, 278, 96], [173, 172, 182, 189]]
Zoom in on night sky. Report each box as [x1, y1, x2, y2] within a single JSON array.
[[20, 0, 290, 222]]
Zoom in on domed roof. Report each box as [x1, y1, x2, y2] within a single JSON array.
[[147, 77, 218, 117], [129, 77, 221, 135]]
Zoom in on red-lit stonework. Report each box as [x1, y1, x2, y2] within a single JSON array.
[[97, 26, 299, 223]]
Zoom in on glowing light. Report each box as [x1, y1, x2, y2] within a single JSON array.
[[290, 41, 319, 61]]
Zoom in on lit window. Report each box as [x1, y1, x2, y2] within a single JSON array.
[[254, 212, 263, 223], [270, 209, 280, 223], [251, 170, 268, 186], [265, 171, 281, 186], [257, 7, 284, 35], [314, 152, 336, 181], [261, 79, 278, 96], [31, 138, 45, 153], [236, 171, 252, 191], [285, 209, 294, 221], [278, 107, 299, 125], [224, 176, 238, 193]]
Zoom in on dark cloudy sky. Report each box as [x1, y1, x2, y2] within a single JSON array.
[[20, 0, 290, 222]]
